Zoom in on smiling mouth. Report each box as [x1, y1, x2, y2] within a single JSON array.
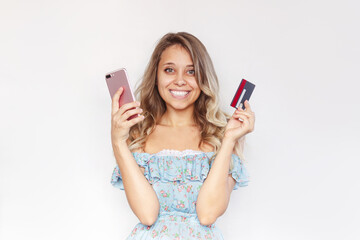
[[169, 90, 190, 98]]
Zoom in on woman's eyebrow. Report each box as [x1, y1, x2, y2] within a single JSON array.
[[163, 62, 194, 67]]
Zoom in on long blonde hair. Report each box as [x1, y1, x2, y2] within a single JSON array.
[[128, 32, 246, 168]]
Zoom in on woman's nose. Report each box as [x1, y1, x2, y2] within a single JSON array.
[[175, 73, 186, 86]]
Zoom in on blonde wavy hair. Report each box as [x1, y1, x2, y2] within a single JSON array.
[[128, 32, 246, 169]]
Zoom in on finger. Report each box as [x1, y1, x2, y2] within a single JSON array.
[[249, 120, 255, 132], [111, 87, 123, 114], [242, 117, 250, 128], [237, 101, 248, 112], [248, 114, 255, 131], [236, 110, 255, 122], [117, 101, 141, 117], [237, 105, 245, 111], [124, 114, 145, 128], [233, 114, 248, 122], [120, 107, 143, 122], [244, 100, 252, 112], [234, 111, 252, 118], [237, 112, 253, 133], [234, 112, 251, 121]]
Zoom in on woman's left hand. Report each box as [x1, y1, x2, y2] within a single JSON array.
[[224, 100, 255, 143]]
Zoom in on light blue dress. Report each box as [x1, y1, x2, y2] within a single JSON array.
[[111, 149, 249, 239]]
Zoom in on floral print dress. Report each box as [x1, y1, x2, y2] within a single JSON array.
[[111, 149, 249, 239]]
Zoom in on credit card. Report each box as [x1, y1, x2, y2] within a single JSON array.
[[230, 79, 255, 110]]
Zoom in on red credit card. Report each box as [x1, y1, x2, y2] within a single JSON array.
[[230, 79, 255, 110]]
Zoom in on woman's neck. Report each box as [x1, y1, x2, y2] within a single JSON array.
[[158, 105, 197, 127]]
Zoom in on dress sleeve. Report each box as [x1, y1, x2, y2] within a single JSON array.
[[110, 153, 149, 190], [229, 154, 250, 190]]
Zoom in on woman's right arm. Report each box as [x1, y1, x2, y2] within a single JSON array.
[[112, 141, 159, 226], [110, 87, 159, 226]]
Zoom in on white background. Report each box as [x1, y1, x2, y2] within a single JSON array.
[[1, 0, 359, 239]]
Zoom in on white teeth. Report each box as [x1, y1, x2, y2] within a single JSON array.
[[170, 90, 190, 96]]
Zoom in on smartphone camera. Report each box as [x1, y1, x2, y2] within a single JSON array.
[[106, 74, 111, 79]]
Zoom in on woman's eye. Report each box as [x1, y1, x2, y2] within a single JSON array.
[[165, 68, 174, 73], [187, 69, 195, 75]]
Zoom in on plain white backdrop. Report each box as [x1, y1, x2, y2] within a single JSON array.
[[1, 0, 359, 239]]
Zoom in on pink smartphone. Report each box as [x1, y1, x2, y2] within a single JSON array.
[[105, 68, 139, 120]]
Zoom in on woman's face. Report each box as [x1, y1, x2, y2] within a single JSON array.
[[156, 44, 201, 111]]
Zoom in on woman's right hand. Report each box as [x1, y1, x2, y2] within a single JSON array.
[[111, 87, 145, 146]]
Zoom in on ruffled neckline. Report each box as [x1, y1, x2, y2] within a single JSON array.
[[132, 149, 214, 157], [111, 148, 249, 189]]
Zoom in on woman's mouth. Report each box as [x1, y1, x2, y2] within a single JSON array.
[[169, 90, 190, 99]]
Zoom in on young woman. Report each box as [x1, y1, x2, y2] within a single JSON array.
[[110, 32, 255, 239]]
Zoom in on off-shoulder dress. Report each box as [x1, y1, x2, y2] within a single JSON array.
[[111, 149, 249, 239]]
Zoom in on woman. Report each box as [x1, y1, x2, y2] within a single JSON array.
[[110, 32, 255, 239]]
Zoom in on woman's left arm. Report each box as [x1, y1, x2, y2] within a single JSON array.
[[196, 100, 255, 226], [196, 138, 237, 226]]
